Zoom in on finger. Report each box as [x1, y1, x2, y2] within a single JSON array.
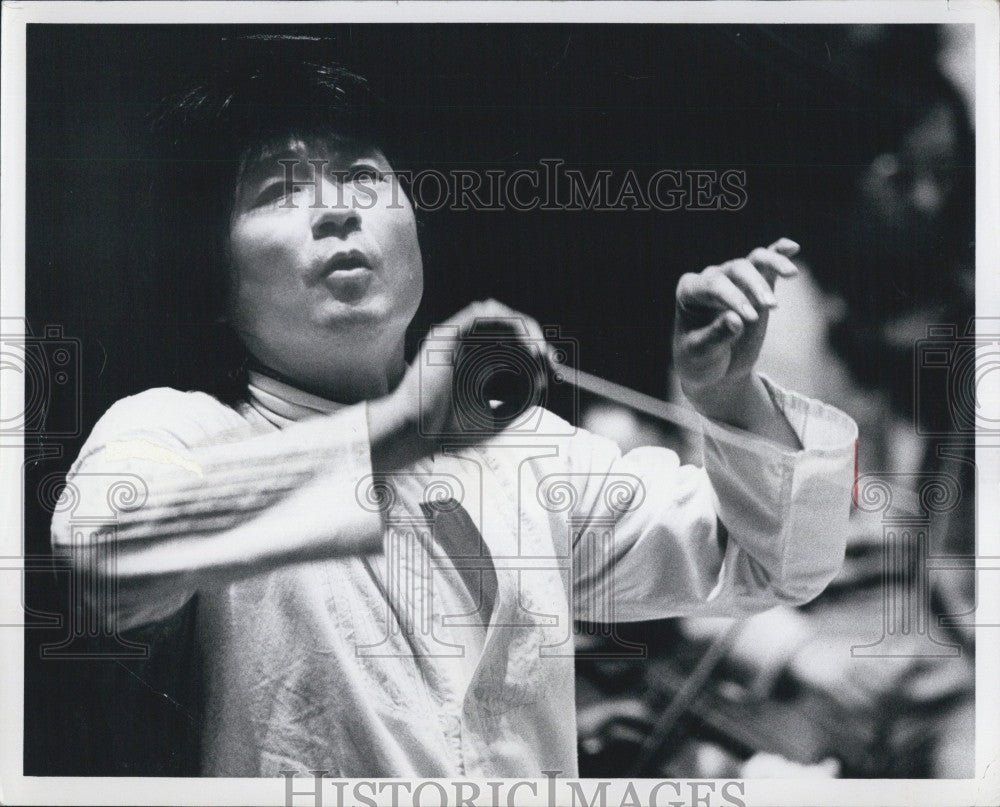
[[488, 300, 548, 349], [480, 300, 551, 370], [684, 311, 744, 354], [677, 269, 759, 323], [438, 299, 498, 335], [464, 299, 544, 345], [470, 301, 549, 413], [720, 258, 777, 309], [430, 301, 526, 359], [767, 237, 800, 258], [461, 301, 550, 395], [817, 758, 842, 777], [748, 246, 799, 289]]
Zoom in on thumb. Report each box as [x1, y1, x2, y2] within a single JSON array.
[[684, 310, 744, 354]]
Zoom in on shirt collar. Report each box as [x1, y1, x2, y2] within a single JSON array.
[[246, 369, 346, 428]]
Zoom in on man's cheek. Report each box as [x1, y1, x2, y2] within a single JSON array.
[[234, 241, 298, 284]]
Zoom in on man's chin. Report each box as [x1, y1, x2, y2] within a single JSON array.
[[315, 295, 397, 328]]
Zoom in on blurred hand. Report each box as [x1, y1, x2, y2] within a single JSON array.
[[369, 299, 548, 471], [673, 237, 800, 401]]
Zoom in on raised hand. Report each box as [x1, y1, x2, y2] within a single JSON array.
[[672, 238, 803, 447], [369, 299, 549, 471], [673, 237, 799, 395]]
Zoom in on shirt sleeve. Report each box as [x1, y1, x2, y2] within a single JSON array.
[[566, 377, 858, 622], [50, 388, 384, 631]]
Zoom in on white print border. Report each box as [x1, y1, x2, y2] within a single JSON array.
[[2, 2, 998, 807]]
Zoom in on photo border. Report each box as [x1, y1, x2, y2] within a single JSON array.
[[2, 2, 998, 805]]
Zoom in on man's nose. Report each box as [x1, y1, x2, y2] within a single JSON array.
[[310, 178, 362, 239]]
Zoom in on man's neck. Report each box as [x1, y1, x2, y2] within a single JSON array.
[[247, 353, 406, 406]]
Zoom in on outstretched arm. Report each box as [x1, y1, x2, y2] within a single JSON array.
[[567, 238, 856, 621], [50, 392, 386, 630], [51, 299, 553, 631]]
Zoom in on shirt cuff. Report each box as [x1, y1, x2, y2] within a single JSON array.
[[698, 375, 858, 601], [698, 374, 858, 458]]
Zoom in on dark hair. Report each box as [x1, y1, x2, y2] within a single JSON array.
[[143, 46, 398, 401], [800, 68, 975, 421], [799, 68, 974, 314]]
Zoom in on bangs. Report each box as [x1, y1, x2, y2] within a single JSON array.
[[145, 53, 402, 351], [235, 131, 377, 188]]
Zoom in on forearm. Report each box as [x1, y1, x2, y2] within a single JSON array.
[[52, 399, 387, 627], [699, 380, 857, 603], [685, 373, 802, 450], [55, 468, 383, 631], [106, 471, 381, 583], [112, 392, 431, 537], [568, 381, 856, 621]]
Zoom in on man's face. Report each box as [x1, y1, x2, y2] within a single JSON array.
[[857, 104, 960, 257], [227, 138, 423, 394]]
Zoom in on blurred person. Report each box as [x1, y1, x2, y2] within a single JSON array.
[[50, 50, 856, 777], [802, 66, 974, 441], [574, 33, 976, 779], [759, 57, 974, 573], [755, 60, 975, 777]]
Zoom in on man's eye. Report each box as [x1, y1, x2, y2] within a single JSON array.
[[254, 182, 300, 206], [348, 165, 386, 183]]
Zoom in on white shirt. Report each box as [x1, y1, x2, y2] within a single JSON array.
[[51, 374, 857, 777]]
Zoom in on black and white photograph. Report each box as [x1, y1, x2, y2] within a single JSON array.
[[1, 2, 998, 805]]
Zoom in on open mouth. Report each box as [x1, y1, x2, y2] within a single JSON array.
[[320, 250, 375, 302], [324, 249, 372, 274], [324, 250, 373, 275]]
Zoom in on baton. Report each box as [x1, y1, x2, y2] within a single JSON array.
[[550, 361, 705, 433]]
